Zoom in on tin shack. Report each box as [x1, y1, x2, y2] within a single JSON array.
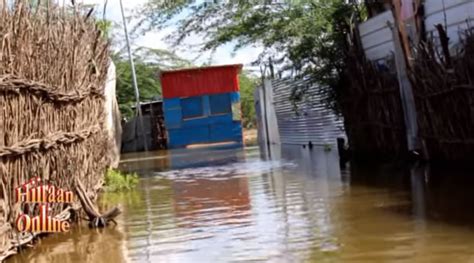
[[160, 64, 244, 148], [121, 100, 168, 153]]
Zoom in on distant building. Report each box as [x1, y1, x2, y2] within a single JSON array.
[[160, 64, 244, 148], [121, 100, 168, 153]]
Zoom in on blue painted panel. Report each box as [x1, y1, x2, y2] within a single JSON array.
[[209, 123, 243, 142], [230, 123, 243, 142], [164, 109, 182, 129], [164, 92, 243, 148], [163, 98, 181, 110], [229, 92, 240, 103], [209, 93, 232, 115], [208, 114, 234, 125], [209, 123, 232, 142], [168, 127, 210, 148], [202, 96, 211, 116], [181, 114, 234, 128], [181, 97, 204, 119], [181, 117, 211, 128]]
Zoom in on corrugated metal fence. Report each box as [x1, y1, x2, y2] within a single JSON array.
[[257, 78, 346, 147]]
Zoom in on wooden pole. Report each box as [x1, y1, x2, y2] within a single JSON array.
[[388, 19, 419, 152]]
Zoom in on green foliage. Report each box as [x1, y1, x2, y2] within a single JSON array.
[[97, 20, 113, 39], [114, 58, 162, 119], [104, 169, 139, 192], [136, 0, 362, 113], [239, 73, 260, 128], [324, 144, 333, 152], [113, 47, 192, 119]]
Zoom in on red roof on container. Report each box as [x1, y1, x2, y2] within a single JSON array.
[[160, 64, 243, 99]]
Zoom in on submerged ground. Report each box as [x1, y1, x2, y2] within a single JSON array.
[[7, 145, 474, 262]]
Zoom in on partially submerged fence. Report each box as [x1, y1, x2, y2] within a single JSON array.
[[409, 30, 474, 162], [0, 2, 110, 259], [272, 78, 346, 147], [339, 46, 408, 161], [350, 0, 474, 162]]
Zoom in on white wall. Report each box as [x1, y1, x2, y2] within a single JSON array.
[[255, 80, 281, 146], [359, 0, 474, 61], [263, 79, 281, 145], [104, 60, 122, 168], [359, 11, 395, 61], [424, 0, 474, 48]]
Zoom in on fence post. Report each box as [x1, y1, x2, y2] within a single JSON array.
[[389, 20, 419, 152], [263, 79, 280, 146]]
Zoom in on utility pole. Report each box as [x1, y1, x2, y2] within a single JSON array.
[[119, 0, 148, 151]]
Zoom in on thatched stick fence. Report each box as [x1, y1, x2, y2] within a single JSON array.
[[340, 18, 473, 163], [409, 26, 474, 163], [75, 179, 121, 228], [0, 0, 117, 259], [338, 22, 408, 161]]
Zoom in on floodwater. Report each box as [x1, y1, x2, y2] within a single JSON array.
[[8, 144, 474, 262]]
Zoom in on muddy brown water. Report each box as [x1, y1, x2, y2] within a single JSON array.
[[7, 145, 474, 262]]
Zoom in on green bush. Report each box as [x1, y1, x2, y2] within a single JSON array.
[[104, 169, 139, 192], [324, 144, 333, 152]]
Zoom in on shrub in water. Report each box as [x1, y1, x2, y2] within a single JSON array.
[[104, 169, 139, 192]]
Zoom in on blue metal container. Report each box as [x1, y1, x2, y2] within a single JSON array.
[[164, 92, 243, 148]]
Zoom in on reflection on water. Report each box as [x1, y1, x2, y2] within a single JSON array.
[[8, 223, 127, 263], [8, 145, 474, 262]]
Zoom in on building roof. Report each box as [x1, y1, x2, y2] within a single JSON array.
[[160, 64, 243, 76], [159, 64, 243, 99], [131, 100, 163, 109]]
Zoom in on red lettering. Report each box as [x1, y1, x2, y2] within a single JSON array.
[[16, 214, 31, 232]]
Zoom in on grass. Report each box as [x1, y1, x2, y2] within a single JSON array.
[[324, 144, 333, 152], [104, 169, 139, 192]]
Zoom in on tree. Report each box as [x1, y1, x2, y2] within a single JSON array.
[[239, 72, 259, 128], [114, 58, 161, 119], [135, 0, 361, 113], [113, 47, 192, 119]]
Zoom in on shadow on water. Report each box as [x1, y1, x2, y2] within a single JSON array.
[[349, 162, 474, 229], [8, 143, 474, 262]]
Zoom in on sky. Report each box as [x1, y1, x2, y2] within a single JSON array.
[[82, 0, 263, 72]]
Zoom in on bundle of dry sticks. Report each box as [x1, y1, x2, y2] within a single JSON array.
[[0, 0, 116, 260]]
